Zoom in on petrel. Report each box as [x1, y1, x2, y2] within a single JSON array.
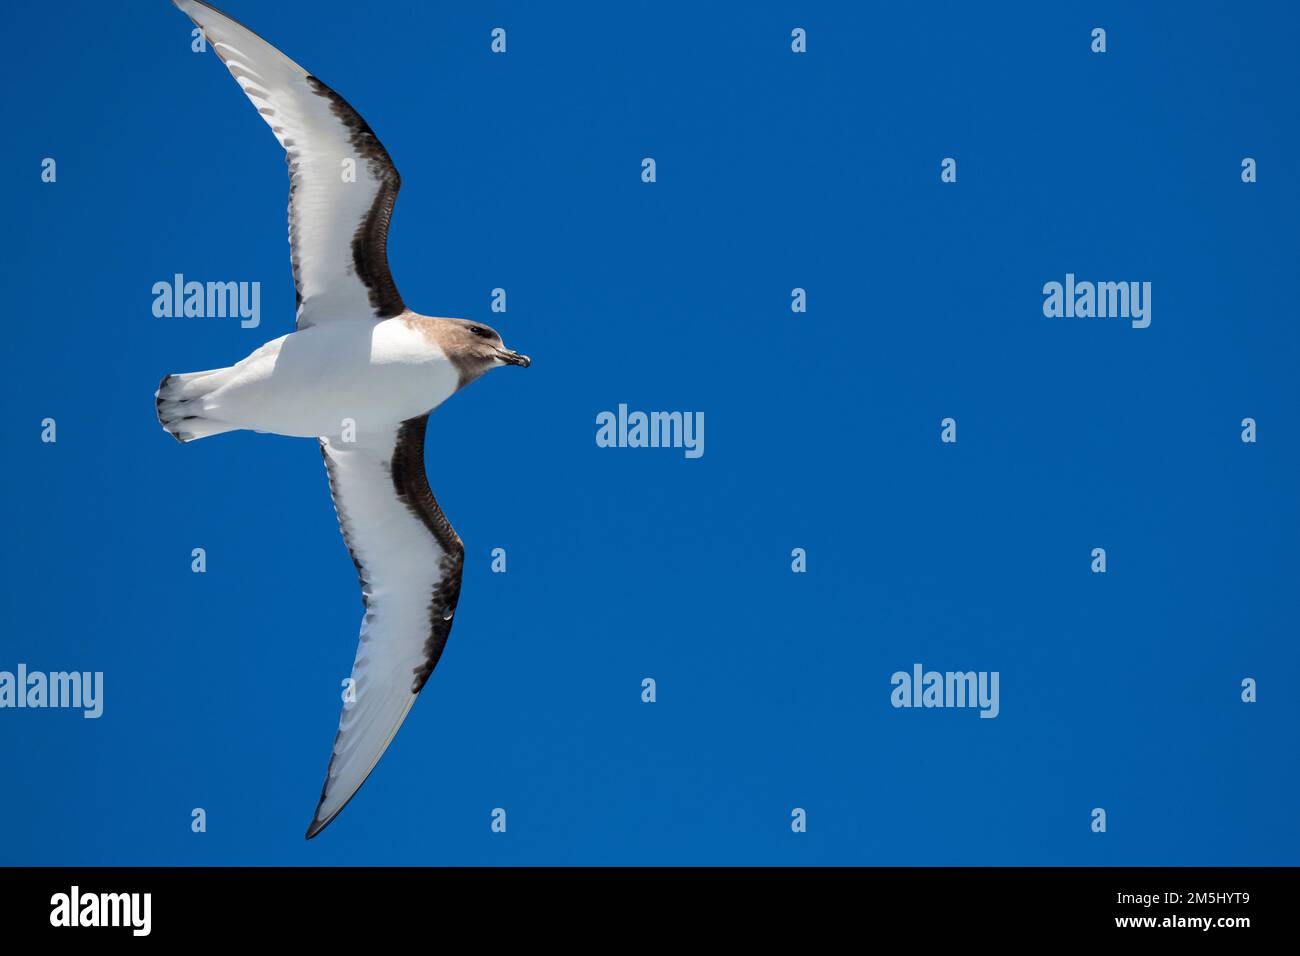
[[157, 0, 531, 838]]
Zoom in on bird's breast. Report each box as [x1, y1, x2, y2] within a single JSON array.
[[367, 318, 462, 416]]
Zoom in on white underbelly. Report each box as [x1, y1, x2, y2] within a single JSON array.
[[201, 319, 459, 438]]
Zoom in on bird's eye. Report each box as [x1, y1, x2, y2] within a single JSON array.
[[469, 326, 491, 338]]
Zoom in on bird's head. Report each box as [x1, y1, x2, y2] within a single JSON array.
[[438, 318, 531, 385]]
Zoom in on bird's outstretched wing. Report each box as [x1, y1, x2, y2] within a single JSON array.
[[173, 0, 406, 326], [309, 415, 464, 838]]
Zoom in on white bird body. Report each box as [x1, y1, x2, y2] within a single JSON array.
[[161, 315, 461, 439]]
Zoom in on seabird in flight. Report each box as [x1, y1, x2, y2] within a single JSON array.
[[156, 0, 531, 838]]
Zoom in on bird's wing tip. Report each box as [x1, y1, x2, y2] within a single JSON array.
[[304, 812, 333, 840]]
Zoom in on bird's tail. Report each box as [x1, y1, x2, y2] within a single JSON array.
[[155, 368, 241, 443]]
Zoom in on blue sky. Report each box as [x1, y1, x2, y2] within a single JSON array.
[[1, 0, 1297, 865]]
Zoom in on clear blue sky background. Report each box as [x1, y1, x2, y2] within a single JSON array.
[[1, 1, 1297, 865]]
